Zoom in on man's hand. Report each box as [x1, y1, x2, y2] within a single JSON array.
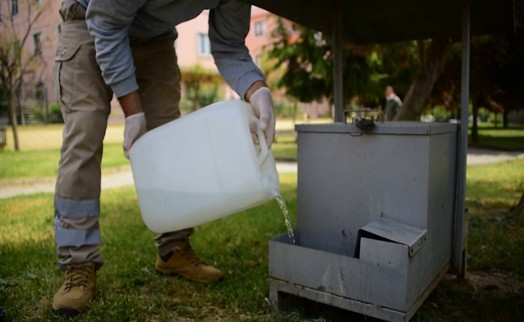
[[119, 91, 146, 158], [248, 86, 276, 147], [123, 112, 146, 158]]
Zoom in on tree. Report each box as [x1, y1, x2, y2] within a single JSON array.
[[394, 38, 451, 120], [267, 19, 448, 118], [0, 1, 46, 150], [368, 41, 420, 104], [511, 192, 524, 217], [266, 19, 374, 107]]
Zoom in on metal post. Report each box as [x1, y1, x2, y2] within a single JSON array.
[[453, 0, 470, 277], [332, 0, 344, 122]]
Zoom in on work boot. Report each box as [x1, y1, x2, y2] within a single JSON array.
[[155, 241, 223, 283], [53, 262, 96, 315]]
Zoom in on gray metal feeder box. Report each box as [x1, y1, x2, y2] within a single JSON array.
[[269, 122, 458, 321]]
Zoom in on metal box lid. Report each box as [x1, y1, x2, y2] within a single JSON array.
[[356, 217, 428, 258], [296, 122, 458, 136]]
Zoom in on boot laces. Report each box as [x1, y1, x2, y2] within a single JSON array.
[[178, 244, 204, 267], [64, 264, 93, 291]]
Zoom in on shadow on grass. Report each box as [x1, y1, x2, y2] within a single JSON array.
[[415, 275, 524, 322]]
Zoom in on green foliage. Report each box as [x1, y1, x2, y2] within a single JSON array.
[[425, 105, 455, 122], [366, 41, 419, 104], [179, 84, 223, 113], [267, 20, 375, 105], [477, 107, 492, 123], [180, 64, 223, 112], [30, 103, 64, 124], [267, 19, 421, 109]]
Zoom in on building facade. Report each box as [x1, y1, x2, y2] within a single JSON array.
[[0, 0, 61, 119]]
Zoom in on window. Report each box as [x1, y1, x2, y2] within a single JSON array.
[[197, 33, 211, 56], [33, 32, 42, 56], [0, 3, 3, 22], [36, 0, 44, 5], [10, 0, 19, 16], [254, 21, 266, 37]]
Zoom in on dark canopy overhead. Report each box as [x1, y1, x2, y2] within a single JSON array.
[[243, 0, 515, 44]]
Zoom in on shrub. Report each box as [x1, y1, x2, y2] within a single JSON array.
[[31, 103, 64, 124]]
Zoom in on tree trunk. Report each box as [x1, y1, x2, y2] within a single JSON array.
[[471, 98, 479, 143], [511, 192, 524, 216], [18, 97, 26, 125], [503, 109, 509, 128], [395, 39, 451, 121], [7, 91, 20, 150]]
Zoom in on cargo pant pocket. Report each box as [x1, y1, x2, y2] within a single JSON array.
[[54, 44, 81, 110]]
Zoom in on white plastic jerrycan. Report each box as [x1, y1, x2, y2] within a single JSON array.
[[129, 100, 280, 233]]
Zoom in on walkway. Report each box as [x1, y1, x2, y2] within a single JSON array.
[[0, 162, 298, 199], [1, 148, 522, 199]]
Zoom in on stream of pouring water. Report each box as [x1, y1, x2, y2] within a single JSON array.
[[275, 193, 296, 245]]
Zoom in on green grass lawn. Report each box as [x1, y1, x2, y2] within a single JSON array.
[[0, 124, 129, 181], [469, 126, 524, 151], [2, 123, 521, 181], [2, 123, 522, 181], [0, 143, 129, 181], [1, 160, 523, 321]]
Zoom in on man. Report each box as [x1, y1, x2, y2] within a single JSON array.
[[384, 86, 402, 121], [52, 0, 276, 315]]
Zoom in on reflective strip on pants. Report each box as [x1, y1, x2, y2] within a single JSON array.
[[55, 197, 103, 268]]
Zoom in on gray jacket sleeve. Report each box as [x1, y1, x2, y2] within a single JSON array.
[[209, 0, 265, 99], [85, 0, 145, 98]]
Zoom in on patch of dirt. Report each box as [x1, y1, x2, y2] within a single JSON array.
[[468, 270, 524, 294], [446, 270, 524, 294]]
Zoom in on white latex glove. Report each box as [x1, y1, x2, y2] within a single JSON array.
[[123, 112, 146, 158], [249, 87, 276, 147]]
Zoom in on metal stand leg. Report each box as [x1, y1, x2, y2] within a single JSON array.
[[269, 280, 282, 311]]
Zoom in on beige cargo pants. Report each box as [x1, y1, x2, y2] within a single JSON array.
[[53, 0, 192, 269]]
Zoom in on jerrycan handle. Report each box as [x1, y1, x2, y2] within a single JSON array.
[[251, 116, 269, 165]]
